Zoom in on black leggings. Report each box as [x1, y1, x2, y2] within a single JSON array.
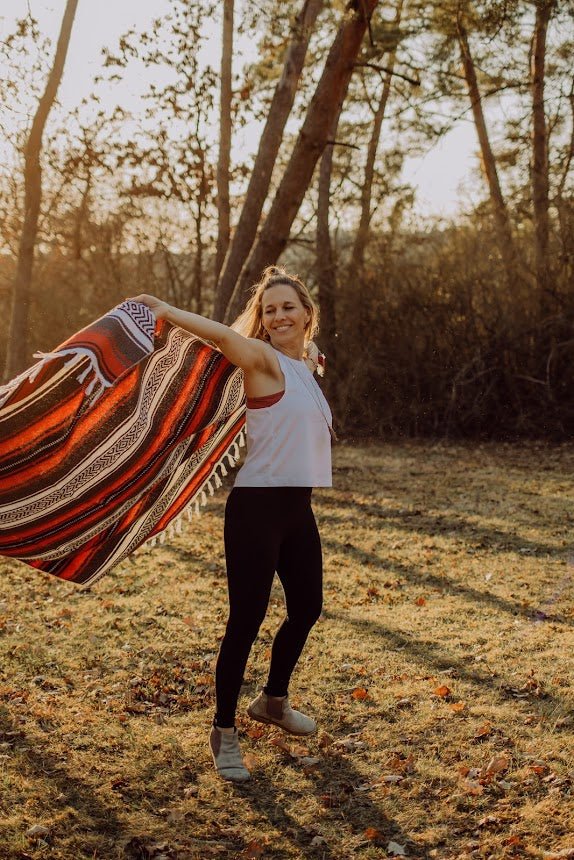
[[214, 487, 323, 728]]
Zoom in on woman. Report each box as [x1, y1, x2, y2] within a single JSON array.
[[134, 266, 333, 782]]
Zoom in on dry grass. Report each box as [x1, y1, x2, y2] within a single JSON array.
[[0, 441, 573, 860]]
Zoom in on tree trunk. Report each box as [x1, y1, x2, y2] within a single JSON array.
[[194, 147, 208, 314], [215, 0, 234, 282], [3, 0, 79, 381], [226, 0, 380, 322], [213, 0, 324, 321], [456, 13, 519, 287], [531, 0, 554, 309], [316, 113, 341, 363]]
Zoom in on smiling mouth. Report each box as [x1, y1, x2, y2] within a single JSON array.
[[273, 325, 292, 331]]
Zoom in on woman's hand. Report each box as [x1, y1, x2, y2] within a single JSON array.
[[130, 294, 172, 320]]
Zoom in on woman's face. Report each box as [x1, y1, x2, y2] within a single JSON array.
[[261, 283, 310, 346]]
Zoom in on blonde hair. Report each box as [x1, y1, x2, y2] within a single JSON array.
[[231, 266, 319, 343]]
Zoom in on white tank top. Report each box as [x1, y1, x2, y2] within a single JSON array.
[[234, 349, 332, 488]]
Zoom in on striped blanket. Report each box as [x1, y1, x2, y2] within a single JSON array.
[[0, 301, 246, 587]]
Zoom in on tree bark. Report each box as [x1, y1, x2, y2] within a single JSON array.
[[213, 0, 324, 320], [531, 0, 554, 308], [3, 0, 79, 381], [226, 0, 380, 322], [194, 146, 208, 314], [316, 112, 341, 362], [456, 12, 519, 287], [215, 0, 234, 282]]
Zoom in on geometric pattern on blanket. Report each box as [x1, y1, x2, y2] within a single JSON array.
[[0, 301, 246, 586]]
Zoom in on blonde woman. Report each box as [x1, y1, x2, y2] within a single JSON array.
[[134, 266, 333, 782]]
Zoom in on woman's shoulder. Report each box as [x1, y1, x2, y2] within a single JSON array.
[[244, 339, 282, 378]]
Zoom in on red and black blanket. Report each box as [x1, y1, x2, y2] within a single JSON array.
[[0, 301, 245, 586]]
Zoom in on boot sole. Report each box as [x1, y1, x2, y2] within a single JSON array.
[[247, 707, 316, 736]]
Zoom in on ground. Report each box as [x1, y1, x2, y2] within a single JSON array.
[[0, 441, 573, 860]]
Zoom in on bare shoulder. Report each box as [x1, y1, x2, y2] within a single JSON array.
[[246, 338, 280, 374]]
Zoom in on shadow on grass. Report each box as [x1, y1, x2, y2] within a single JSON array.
[[0, 705, 125, 854], [322, 609, 565, 712], [233, 746, 421, 858], [315, 491, 569, 559], [322, 534, 573, 628]]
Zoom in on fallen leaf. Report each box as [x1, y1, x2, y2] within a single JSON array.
[[242, 753, 258, 771], [481, 754, 510, 779], [352, 687, 369, 700], [241, 840, 266, 859], [415, 596, 426, 606], [460, 779, 484, 795], [298, 756, 321, 769], [270, 736, 292, 755], [449, 701, 466, 713], [364, 827, 382, 841], [245, 725, 266, 740], [473, 721, 493, 740], [387, 752, 415, 774], [478, 815, 501, 827], [503, 835, 523, 847], [26, 824, 51, 840], [433, 685, 451, 698], [387, 840, 407, 856]]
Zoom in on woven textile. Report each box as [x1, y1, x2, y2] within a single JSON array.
[[0, 301, 245, 586]]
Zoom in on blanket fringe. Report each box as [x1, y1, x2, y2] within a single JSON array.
[[141, 423, 246, 553], [0, 347, 111, 409]]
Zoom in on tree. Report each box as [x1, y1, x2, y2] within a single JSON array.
[[102, 1, 218, 313], [349, 0, 405, 274], [455, 5, 520, 288], [316, 110, 343, 364], [226, 0, 381, 321], [215, 0, 234, 281], [531, 0, 555, 308], [4, 0, 79, 380], [213, 0, 325, 320]]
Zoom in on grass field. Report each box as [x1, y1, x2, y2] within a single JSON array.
[[1, 442, 573, 860]]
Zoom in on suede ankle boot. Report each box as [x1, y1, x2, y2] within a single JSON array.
[[209, 725, 250, 782], [247, 691, 316, 736]]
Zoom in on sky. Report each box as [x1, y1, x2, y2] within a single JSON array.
[[0, 0, 481, 218]]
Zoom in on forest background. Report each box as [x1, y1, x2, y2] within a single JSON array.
[[1, 0, 573, 439]]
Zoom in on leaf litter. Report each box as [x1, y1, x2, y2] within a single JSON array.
[[0, 441, 573, 858]]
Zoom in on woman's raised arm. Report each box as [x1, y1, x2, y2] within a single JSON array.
[[131, 294, 267, 372]]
